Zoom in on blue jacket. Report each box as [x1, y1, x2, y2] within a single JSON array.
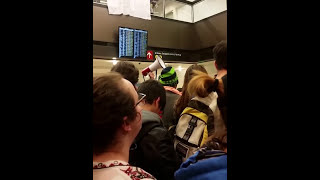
[[174, 149, 227, 180]]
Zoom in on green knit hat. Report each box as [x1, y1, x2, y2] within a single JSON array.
[[159, 67, 179, 87]]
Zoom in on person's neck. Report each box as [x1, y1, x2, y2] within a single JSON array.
[[141, 104, 158, 114], [93, 143, 130, 163], [216, 69, 227, 79]]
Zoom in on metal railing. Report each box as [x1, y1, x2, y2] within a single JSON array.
[[93, 0, 225, 23]]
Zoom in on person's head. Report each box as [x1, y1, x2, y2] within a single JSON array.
[[111, 61, 139, 87], [158, 66, 179, 88], [93, 72, 143, 156], [213, 41, 227, 71], [174, 64, 208, 117], [137, 80, 166, 114]]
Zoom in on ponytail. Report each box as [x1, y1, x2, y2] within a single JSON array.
[[187, 70, 224, 98]]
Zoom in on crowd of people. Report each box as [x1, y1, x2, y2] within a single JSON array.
[[93, 41, 227, 180]]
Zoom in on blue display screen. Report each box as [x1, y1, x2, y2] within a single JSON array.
[[119, 27, 148, 58], [134, 30, 148, 58], [119, 27, 134, 57]]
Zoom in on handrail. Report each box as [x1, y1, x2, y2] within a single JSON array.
[[93, 0, 223, 23]]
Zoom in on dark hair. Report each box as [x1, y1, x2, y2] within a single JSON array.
[[93, 72, 137, 155], [111, 61, 139, 86], [174, 64, 208, 118], [213, 41, 227, 70], [202, 129, 227, 150], [137, 80, 166, 111]]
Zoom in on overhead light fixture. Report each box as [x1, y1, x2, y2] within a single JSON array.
[[112, 57, 117, 60], [112, 60, 118, 65]]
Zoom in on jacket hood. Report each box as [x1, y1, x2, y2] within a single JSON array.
[[175, 150, 227, 180], [141, 110, 161, 125]]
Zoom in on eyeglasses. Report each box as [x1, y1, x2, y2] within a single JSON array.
[[135, 93, 146, 108]]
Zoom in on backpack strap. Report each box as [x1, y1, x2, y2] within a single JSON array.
[[182, 116, 198, 141], [179, 100, 213, 147]]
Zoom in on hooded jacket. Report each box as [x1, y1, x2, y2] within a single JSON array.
[[175, 149, 227, 180]]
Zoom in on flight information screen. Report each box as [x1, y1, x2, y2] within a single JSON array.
[[134, 30, 148, 58], [119, 27, 134, 57]]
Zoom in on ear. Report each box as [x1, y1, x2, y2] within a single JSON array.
[[122, 116, 132, 132], [154, 97, 161, 110], [214, 60, 218, 69]]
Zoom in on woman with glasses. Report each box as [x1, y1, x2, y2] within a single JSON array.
[[93, 72, 155, 180]]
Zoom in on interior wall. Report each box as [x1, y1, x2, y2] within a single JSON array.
[[93, 59, 217, 89], [194, 11, 227, 49], [194, 0, 227, 22], [93, 4, 227, 51], [93, 5, 197, 50]]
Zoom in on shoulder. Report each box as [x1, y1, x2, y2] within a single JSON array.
[[140, 123, 173, 146], [175, 151, 227, 180], [166, 91, 180, 98], [146, 125, 168, 139], [93, 165, 156, 180]]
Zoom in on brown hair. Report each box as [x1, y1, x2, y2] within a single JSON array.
[[187, 71, 224, 98], [93, 72, 137, 155], [213, 41, 227, 70], [111, 61, 139, 86], [174, 64, 208, 118]]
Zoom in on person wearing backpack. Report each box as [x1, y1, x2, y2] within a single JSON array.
[[174, 71, 226, 162], [174, 73, 228, 180], [129, 80, 181, 180]]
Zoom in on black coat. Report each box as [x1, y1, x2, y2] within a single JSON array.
[[129, 110, 181, 180], [162, 91, 180, 129]]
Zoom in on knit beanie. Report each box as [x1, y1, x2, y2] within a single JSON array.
[[159, 67, 179, 87]]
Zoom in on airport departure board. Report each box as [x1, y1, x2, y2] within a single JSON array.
[[134, 30, 148, 58], [119, 27, 134, 57]]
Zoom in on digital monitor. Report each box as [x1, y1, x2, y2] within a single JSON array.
[[134, 29, 148, 58], [119, 27, 134, 58]]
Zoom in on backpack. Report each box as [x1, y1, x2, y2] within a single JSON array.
[[174, 92, 222, 162]]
